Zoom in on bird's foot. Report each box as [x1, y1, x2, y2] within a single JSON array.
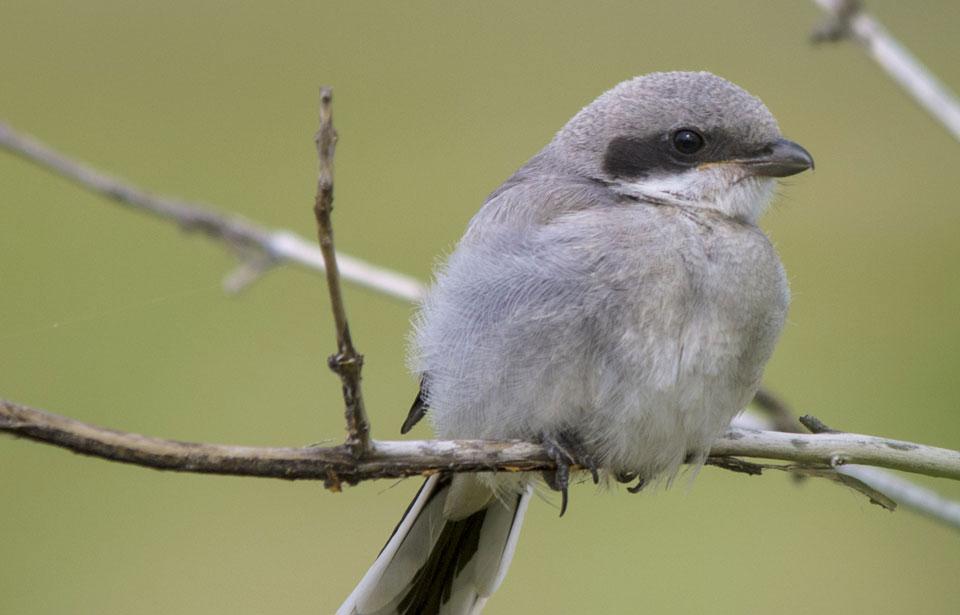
[[540, 431, 600, 517]]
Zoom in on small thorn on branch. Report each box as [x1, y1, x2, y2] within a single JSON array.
[[312, 86, 372, 457], [799, 415, 839, 434]]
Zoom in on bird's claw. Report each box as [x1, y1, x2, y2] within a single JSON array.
[[626, 477, 646, 493], [540, 431, 600, 517], [614, 471, 646, 494]]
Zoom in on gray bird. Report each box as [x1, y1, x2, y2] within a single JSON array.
[[339, 71, 813, 615]]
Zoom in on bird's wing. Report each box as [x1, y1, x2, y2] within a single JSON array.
[[400, 379, 429, 434]]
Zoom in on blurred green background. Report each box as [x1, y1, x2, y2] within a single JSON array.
[[1, 1, 958, 613]]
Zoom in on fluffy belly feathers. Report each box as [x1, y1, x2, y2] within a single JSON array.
[[416, 206, 788, 482]]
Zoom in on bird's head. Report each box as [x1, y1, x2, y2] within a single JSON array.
[[550, 71, 813, 223]]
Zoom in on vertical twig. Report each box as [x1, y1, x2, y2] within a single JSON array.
[[312, 86, 371, 457]]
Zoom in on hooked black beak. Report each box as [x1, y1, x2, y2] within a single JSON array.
[[740, 138, 814, 178]]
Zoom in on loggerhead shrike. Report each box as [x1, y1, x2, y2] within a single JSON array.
[[339, 71, 813, 614]]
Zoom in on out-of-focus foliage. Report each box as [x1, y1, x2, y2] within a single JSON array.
[[1, 1, 958, 613]]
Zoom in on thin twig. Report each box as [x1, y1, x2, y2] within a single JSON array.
[[799, 414, 840, 434], [750, 387, 804, 433], [736, 411, 960, 525], [837, 465, 960, 529], [810, 0, 960, 141], [704, 455, 896, 511], [312, 87, 371, 456], [0, 122, 424, 301], [793, 412, 960, 521], [3, 399, 959, 488]]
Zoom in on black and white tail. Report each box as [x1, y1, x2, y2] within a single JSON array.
[[338, 475, 533, 615]]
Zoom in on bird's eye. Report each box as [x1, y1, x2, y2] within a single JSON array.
[[672, 129, 705, 155]]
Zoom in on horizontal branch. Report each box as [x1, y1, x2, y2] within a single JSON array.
[[0, 122, 424, 301], [3, 399, 959, 491], [0, 398, 552, 488], [713, 427, 960, 481]]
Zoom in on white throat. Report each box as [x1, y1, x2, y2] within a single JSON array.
[[611, 165, 777, 223]]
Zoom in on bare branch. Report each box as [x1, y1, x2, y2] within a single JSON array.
[[3, 398, 959, 492], [311, 87, 371, 456], [0, 397, 547, 490], [0, 122, 424, 301], [720, 427, 960, 481], [793, 412, 960, 522], [810, 0, 960, 141], [733, 410, 960, 527]]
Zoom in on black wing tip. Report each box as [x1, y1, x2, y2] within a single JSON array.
[[400, 412, 422, 435], [400, 402, 425, 434], [401, 386, 429, 434]]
